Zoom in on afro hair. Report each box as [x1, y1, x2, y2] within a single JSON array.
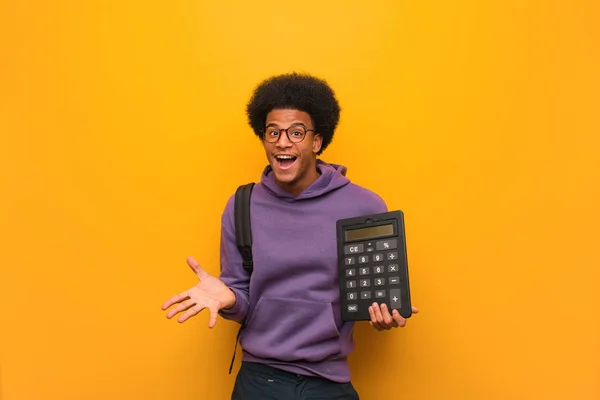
[[245, 72, 341, 155]]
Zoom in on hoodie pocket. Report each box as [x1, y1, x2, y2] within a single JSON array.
[[241, 297, 342, 363]]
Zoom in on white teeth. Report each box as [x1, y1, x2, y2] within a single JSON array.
[[276, 155, 295, 159]]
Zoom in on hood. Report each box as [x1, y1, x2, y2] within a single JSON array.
[[260, 159, 351, 201]]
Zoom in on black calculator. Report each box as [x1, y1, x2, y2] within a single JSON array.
[[336, 210, 412, 321]]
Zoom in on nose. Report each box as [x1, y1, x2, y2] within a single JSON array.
[[275, 131, 293, 148]]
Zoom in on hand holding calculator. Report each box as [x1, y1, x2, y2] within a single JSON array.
[[336, 211, 412, 321]]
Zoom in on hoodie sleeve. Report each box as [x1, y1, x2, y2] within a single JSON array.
[[217, 196, 250, 324]]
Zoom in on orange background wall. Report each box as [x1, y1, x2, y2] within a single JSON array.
[[1, 1, 598, 399]]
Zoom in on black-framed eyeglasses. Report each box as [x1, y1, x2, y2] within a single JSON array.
[[262, 124, 316, 143]]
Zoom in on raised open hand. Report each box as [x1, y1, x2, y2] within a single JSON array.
[[161, 256, 236, 328]]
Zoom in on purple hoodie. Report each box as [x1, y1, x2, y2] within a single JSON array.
[[218, 160, 387, 383]]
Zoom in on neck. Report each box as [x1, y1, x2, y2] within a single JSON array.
[[277, 163, 321, 197]]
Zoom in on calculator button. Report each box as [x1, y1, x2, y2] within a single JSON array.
[[344, 257, 356, 266], [388, 264, 398, 273], [387, 252, 398, 261], [366, 247, 374, 252], [347, 304, 358, 312], [344, 244, 364, 255], [389, 276, 400, 285], [373, 265, 384, 274], [347, 292, 357, 301], [346, 280, 357, 289], [374, 278, 385, 286], [359, 267, 370, 275], [360, 279, 371, 288], [390, 289, 401, 308], [376, 239, 397, 250], [358, 255, 369, 264], [375, 290, 386, 298], [345, 268, 356, 277], [372, 253, 384, 262], [360, 291, 372, 299]]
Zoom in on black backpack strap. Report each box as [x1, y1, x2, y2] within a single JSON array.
[[229, 182, 255, 374], [234, 182, 255, 275]]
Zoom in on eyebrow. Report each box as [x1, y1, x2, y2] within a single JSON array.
[[265, 122, 308, 128]]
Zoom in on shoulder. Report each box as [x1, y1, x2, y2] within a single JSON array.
[[337, 182, 388, 214], [221, 182, 260, 225]]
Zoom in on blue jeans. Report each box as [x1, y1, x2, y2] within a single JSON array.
[[231, 362, 360, 400]]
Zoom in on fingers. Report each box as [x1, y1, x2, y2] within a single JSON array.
[[161, 257, 219, 327], [369, 303, 396, 331], [177, 304, 202, 323], [412, 306, 419, 314], [391, 308, 407, 327], [165, 298, 195, 319], [207, 305, 218, 329], [370, 303, 410, 330], [369, 303, 383, 329], [161, 291, 190, 311], [186, 256, 209, 280], [380, 304, 396, 326], [368, 306, 382, 331], [163, 294, 220, 328], [176, 300, 219, 328]]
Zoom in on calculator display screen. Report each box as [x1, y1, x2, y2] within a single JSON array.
[[345, 224, 394, 241]]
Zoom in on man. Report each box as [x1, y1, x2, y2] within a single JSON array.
[[162, 72, 418, 399]]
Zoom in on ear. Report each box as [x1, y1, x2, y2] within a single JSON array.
[[312, 134, 323, 154]]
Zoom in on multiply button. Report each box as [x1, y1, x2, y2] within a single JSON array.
[[344, 244, 364, 254], [388, 264, 398, 272], [376, 239, 397, 251]]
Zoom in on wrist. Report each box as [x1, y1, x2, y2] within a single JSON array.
[[222, 288, 236, 310]]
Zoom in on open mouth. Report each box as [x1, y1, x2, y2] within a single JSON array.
[[275, 154, 297, 171]]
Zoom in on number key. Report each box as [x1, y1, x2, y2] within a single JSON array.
[[373, 253, 384, 262]]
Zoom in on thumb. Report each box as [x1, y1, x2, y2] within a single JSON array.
[[186, 256, 209, 280]]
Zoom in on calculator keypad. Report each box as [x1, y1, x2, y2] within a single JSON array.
[[342, 238, 402, 315]]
